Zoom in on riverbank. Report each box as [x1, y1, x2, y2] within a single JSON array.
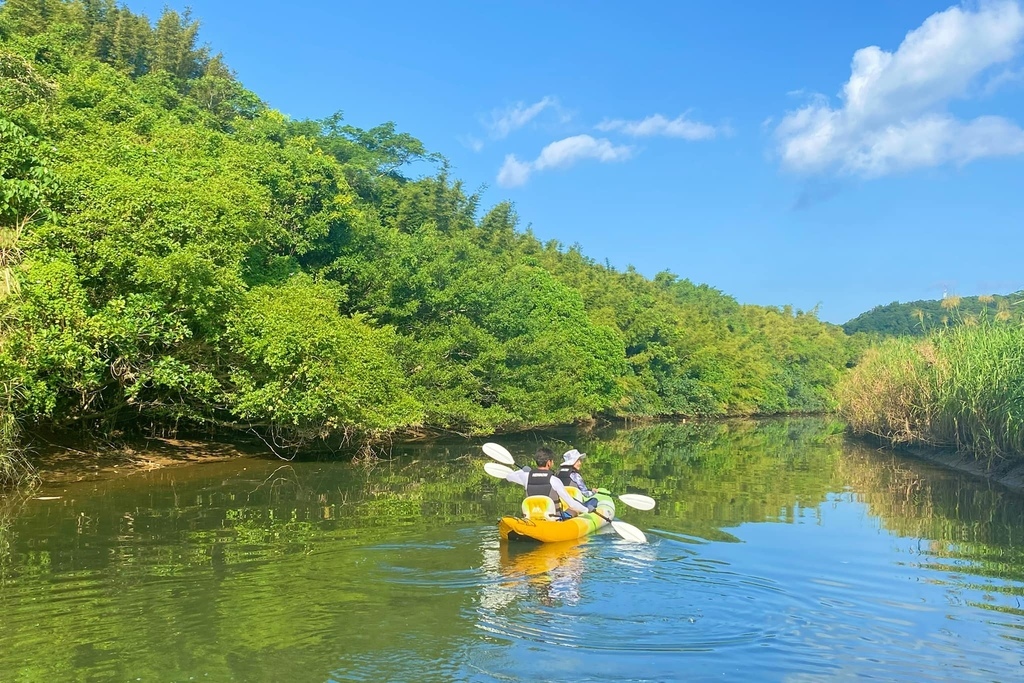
[[23, 434, 261, 485], [856, 438, 1024, 493], [16, 416, 1024, 494], [6, 414, 800, 486]]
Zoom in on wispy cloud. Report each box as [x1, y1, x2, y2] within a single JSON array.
[[776, 0, 1024, 177], [458, 134, 485, 152], [486, 96, 559, 139], [534, 135, 634, 168], [984, 65, 1024, 93], [596, 113, 724, 140], [497, 135, 634, 187]]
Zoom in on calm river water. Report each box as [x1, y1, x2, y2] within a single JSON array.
[[1, 418, 1022, 682]]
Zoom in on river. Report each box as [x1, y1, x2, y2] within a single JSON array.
[[1, 417, 1022, 681]]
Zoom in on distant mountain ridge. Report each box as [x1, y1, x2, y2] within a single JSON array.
[[843, 291, 1024, 336]]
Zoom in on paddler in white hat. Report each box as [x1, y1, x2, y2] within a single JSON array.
[[556, 449, 599, 511]]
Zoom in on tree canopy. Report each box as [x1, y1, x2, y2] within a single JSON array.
[[0, 0, 862, 452], [843, 292, 1024, 337]]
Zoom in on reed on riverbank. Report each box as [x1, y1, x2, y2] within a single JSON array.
[[0, 410, 34, 488], [837, 320, 1024, 460]]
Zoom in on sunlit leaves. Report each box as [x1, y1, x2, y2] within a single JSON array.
[[227, 277, 423, 437], [0, 47, 55, 109], [0, 117, 56, 229]]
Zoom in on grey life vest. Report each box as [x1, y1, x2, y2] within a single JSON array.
[[556, 465, 575, 488], [525, 469, 557, 502]]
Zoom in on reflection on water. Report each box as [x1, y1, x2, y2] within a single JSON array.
[[479, 538, 589, 611], [0, 417, 1022, 682]]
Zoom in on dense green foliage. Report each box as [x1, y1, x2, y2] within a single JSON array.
[[843, 291, 1024, 336], [837, 320, 1024, 460], [0, 0, 860, 470]]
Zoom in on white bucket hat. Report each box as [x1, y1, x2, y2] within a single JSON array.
[[561, 449, 586, 466]]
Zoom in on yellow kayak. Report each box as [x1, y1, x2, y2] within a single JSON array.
[[499, 490, 616, 542]]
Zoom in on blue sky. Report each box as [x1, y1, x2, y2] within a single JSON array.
[[129, 0, 1024, 323]]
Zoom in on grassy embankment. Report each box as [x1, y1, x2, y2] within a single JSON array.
[[837, 300, 1024, 461]]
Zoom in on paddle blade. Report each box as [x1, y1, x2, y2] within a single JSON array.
[[611, 520, 648, 543], [484, 462, 515, 479], [482, 442, 515, 465], [618, 493, 656, 511]]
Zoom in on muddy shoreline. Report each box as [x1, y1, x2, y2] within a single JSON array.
[[24, 433, 266, 484]]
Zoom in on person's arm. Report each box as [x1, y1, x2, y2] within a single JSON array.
[[504, 469, 529, 487], [551, 477, 589, 514], [570, 471, 594, 497]]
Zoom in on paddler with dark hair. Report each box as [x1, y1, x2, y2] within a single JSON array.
[[502, 447, 590, 517]]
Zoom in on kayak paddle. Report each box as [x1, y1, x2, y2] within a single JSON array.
[[482, 442, 515, 465], [611, 520, 647, 543], [483, 461, 516, 478]]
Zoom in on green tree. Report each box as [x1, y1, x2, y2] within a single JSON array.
[[150, 8, 205, 81], [227, 276, 423, 440]]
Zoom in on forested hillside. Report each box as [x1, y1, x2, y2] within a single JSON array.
[[843, 292, 1024, 337], [0, 0, 861, 467]]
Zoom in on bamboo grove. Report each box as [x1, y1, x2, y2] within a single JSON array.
[[0, 0, 862, 478]]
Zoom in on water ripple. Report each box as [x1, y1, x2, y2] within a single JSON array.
[[464, 533, 803, 656]]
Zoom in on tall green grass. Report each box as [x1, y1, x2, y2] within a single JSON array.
[[0, 365, 34, 487], [0, 409, 34, 488], [837, 321, 1024, 460]]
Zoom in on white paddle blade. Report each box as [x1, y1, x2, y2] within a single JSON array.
[[611, 520, 648, 543], [482, 442, 515, 466], [483, 462, 514, 479], [618, 494, 656, 511]]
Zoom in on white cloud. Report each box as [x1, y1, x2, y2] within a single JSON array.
[[486, 97, 558, 139], [497, 135, 634, 187], [534, 135, 634, 169], [497, 154, 533, 187], [596, 113, 722, 140], [776, 0, 1024, 177]]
